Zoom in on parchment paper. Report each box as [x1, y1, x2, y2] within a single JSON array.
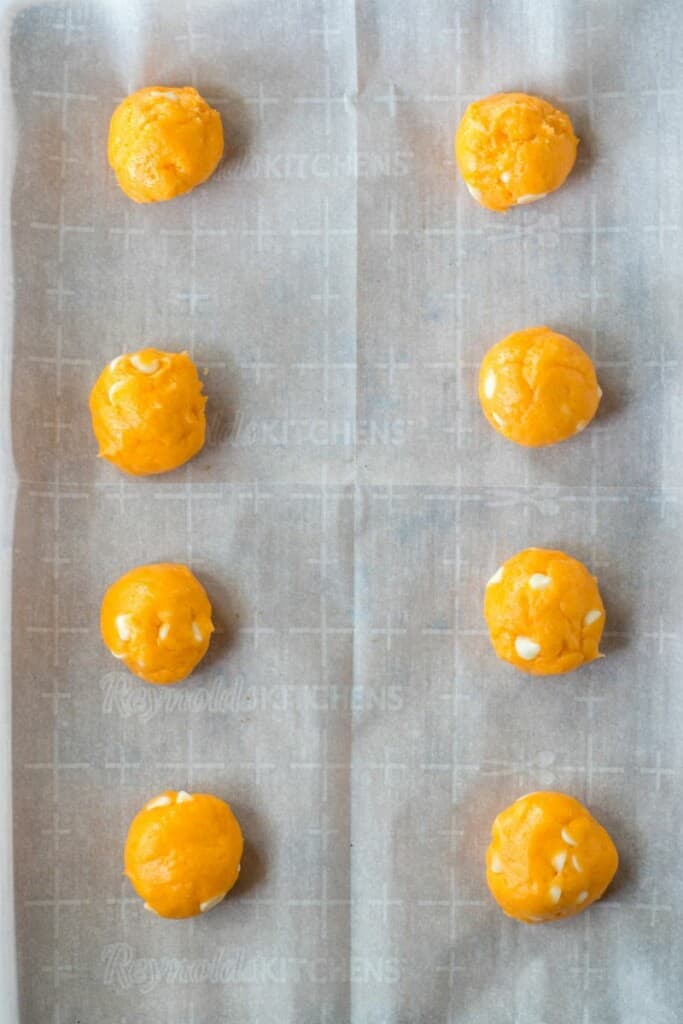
[[5, 1, 683, 1021]]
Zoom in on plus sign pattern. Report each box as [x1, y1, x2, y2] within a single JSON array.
[[6, 0, 683, 1022]]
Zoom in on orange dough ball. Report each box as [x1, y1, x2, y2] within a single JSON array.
[[484, 548, 605, 676], [455, 92, 578, 212], [486, 792, 619, 924], [125, 790, 244, 919], [89, 348, 206, 476], [478, 326, 601, 447], [108, 86, 223, 203], [101, 563, 214, 684]]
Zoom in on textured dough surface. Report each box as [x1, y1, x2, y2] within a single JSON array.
[[125, 791, 244, 919], [478, 326, 601, 447], [101, 562, 214, 684], [455, 92, 578, 212], [486, 791, 619, 923], [89, 348, 206, 475], [484, 548, 605, 675], [108, 86, 223, 203]]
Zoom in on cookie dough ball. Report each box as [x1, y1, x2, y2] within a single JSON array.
[[455, 93, 578, 212], [125, 790, 244, 918], [108, 86, 223, 203], [484, 548, 605, 675], [89, 348, 207, 476], [479, 327, 601, 447], [101, 563, 214, 684], [486, 791, 618, 924]]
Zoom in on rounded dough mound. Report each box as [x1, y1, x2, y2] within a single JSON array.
[[455, 92, 578, 212], [89, 348, 206, 476], [486, 791, 618, 924], [101, 563, 214, 684], [484, 548, 605, 676], [125, 791, 244, 919], [478, 326, 601, 447], [108, 86, 223, 203]]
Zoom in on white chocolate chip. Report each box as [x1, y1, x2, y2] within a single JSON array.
[[577, 891, 589, 904], [529, 573, 552, 590], [574, 420, 587, 434], [145, 794, 172, 810], [466, 183, 483, 203], [597, 386, 603, 399], [109, 355, 124, 372], [491, 412, 504, 427], [199, 891, 227, 913], [548, 885, 562, 905], [483, 370, 496, 400], [176, 790, 192, 803], [192, 621, 203, 643], [143, 902, 158, 914], [108, 381, 126, 402], [115, 614, 132, 641], [561, 828, 577, 847], [516, 192, 548, 205], [150, 89, 179, 101], [490, 853, 503, 874], [583, 609, 602, 627], [487, 566, 504, 587], [130, 353, 160, 374], [500, 171, 511, 184], [158, 623, 170, 641], [551, 851, 567, 874], [572, 855, 582, 872], [515, 636, 540, 661]]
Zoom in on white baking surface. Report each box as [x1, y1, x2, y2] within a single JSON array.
[[3, 0, 683, 1021]]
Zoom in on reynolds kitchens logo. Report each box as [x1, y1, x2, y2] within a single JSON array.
[[102, 942, 400, 991], [100, 672, 249, 723], [101, 672, 404, 721]]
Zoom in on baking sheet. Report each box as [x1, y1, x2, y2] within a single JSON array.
[[5, 0, 683, 1021]]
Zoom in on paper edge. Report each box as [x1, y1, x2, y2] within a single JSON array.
[[0, 2, 20, 1022]]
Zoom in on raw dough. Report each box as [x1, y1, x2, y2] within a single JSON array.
[[486, 791, 619, 924], [101, 562, 214, 684], [108, 86, 223, 203], [484, 548, 605, 675], [455, 93, 578, 212], [89, 348, 206, 476], [125, 791, 244, 918], [478, 326, 601, 447]]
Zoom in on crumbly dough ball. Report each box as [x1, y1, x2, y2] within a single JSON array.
[[478, 326, 601, 447], [89, 348, 206, 476], [108, 86, 223, 203], [125, 791, 244, 919], [486, 791, 618, 924], [101, 563, 214, 684], [455, 93, 578, 212], [484, 548, 605, 676]]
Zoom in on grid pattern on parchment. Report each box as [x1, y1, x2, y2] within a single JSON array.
[[8, 1, 683, 1023]]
